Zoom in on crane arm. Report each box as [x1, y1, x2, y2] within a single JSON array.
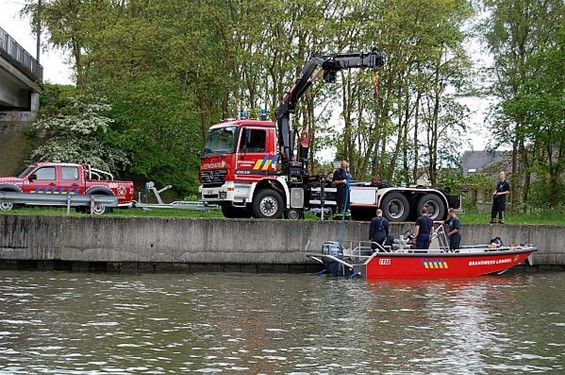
[[275, 49, 385, 168]]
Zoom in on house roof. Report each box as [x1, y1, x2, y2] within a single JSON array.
[[462, 150, 510, 176]]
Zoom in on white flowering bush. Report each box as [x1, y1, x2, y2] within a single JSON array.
[[29, 98, 130, 174]]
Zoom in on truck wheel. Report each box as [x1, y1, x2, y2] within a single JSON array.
[[381, 192, 410, 222], [417, 194, 446, 221], [252, 189, 283, 219], [285, 208, 302, 220], [221, 205, 251, 218]]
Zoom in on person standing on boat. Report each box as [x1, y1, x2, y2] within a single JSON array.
[[434, 208, 461, 250], [369, 209, 389, 251], [490, 171, 510, 224], [414, 207, 434, 249], [332, 160, 350, 215]]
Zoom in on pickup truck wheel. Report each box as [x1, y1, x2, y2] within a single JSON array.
[[90, 202, 107, 215], [0, 189, 16, 211], [252, 189, 283, 219], [0, 200, 13, 211], [381, 192, 410, 222], [417, 194, 446, 221]]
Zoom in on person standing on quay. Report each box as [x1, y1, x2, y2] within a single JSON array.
[[332, 160, 350, 215], [491, 171, 510, 224]]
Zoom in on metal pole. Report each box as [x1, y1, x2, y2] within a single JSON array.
[[320, 175, 325, 221], [36, 0, 41, 63], [66, 194, 71, 216]]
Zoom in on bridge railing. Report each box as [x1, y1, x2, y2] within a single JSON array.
[[0, 26, 43, 82]]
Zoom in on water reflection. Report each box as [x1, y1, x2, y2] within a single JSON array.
[[0, 271, 563, 373]]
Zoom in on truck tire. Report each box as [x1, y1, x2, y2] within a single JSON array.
[[417, 194, 446, 221], [285, 208, 303, 220], [381, 192, 410, 222], [221, 205, 251, 218], [252, 189, 283, 219]]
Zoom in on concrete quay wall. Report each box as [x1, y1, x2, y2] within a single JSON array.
[[0, 215, 563, 270]]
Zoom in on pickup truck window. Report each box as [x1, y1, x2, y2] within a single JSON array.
[[35, 167, 56, 180], [61, 167, 79, 180], [17, 166, 34, 178]]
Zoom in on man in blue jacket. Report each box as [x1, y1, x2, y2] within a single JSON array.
[[369, 209, 389, 251], [414, 207, 434, 249]]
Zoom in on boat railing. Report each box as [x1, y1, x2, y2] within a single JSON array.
[[434, 224, 451, 252], [341, 240, 381, 262]]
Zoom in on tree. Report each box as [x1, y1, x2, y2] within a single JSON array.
[[29, 92, 129, 174], [482, 0, 565, 209]]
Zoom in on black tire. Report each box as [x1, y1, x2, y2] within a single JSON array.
[[221, 205, 251, 218], [285, 208, 302, 220], [381, 192, 410, 222], [252, 189, 283, 219], [417, 194, 446, 221]]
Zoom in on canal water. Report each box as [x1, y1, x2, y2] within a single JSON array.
[[0, 271, 563, 374]]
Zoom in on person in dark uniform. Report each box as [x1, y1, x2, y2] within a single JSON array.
[[435, 208, 461, 251], [332, 160, 349, 214], [490, 171, 510, 224], [414, 207, 434, 249], [369, 209, 389, 251]]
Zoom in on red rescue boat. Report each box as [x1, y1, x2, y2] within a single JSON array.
[[307, 226, 537, 279]]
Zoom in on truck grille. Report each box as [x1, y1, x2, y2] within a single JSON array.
[[200, 170, 227, 187]]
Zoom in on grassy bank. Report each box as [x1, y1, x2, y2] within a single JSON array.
[[1, 206, 564, 225]]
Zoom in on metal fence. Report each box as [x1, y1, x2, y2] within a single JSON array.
[[0, 26, 43, 82], [0, 192, 117, 216]]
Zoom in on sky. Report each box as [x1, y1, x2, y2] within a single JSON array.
[[1, 0, 491, 154], [0, 0, 74, 85]]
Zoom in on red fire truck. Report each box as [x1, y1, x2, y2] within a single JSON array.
[[199, 50, 459, 221]]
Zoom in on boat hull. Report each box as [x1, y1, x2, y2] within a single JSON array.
[[365, 248, 535, 279]]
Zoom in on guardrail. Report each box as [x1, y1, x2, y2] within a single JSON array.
[[0, 26, 43, 82], [0, 192, 117, 216]]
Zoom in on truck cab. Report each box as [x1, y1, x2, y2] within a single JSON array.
[[200, 119, 290, 218]]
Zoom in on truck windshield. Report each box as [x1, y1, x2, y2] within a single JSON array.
[[204, 126, 239, 155], [16, 165, 34, 178]]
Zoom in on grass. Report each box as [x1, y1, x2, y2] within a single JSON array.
[[1, 206, 564, 225], [458, 211, 565, 226], [0, 206, 224, 219]]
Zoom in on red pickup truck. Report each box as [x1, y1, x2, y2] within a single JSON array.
[[0, 162, 134, 214]]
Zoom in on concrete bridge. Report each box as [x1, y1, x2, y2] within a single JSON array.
[[0, 26, 43, 175]]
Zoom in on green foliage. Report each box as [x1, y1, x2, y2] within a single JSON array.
[[109, 77, 203, 194], [28, 92, 129, 174], [21, 0, 563, 206], [482, 0, 565, 209]]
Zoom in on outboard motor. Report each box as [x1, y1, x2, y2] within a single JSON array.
[[322, 241, 344, 276]]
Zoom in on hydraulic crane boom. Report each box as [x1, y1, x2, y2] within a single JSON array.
[[275, 49, 385, 172]]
